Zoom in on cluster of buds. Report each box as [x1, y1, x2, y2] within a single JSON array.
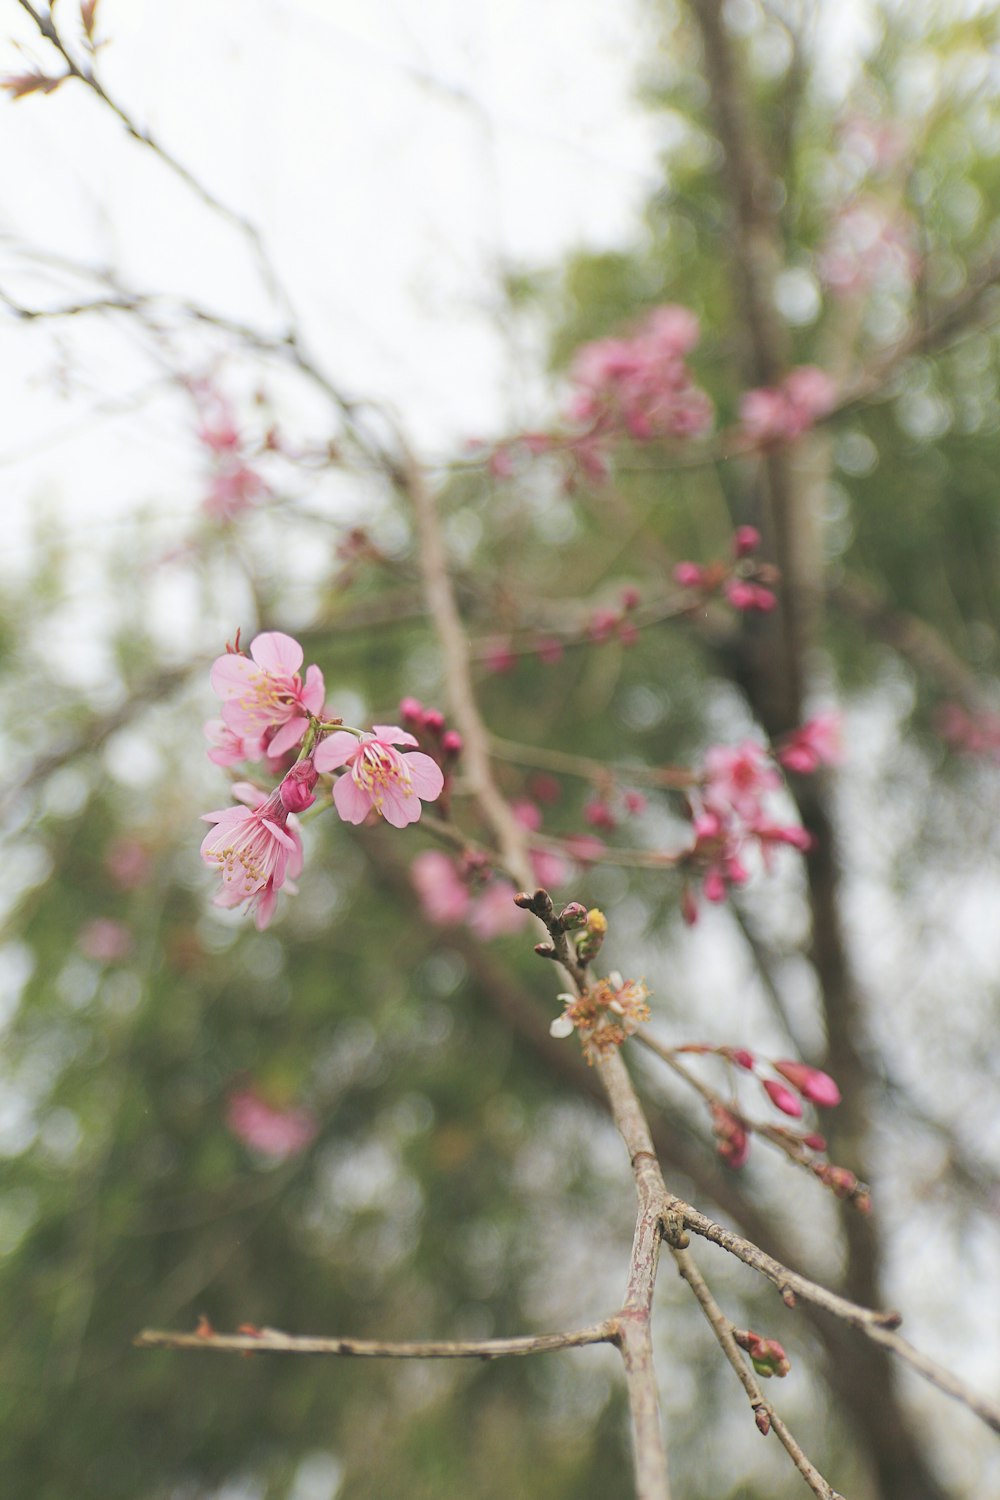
[[733, 1328, 791, 1380], [811, 1162, 872, 1214], [399, 696, 463, 815], [549, 971, 651, 1063], [583, 785, 646, 832], [674, 526, 778, 614], [679, 721, 841, 920], [587, 587, 642, 647]]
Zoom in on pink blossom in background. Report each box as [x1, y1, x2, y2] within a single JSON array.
[[739, 366, 836, 447], [203, 717, 265, 767], [104, 837, 152, 889], [483, 638, 517, 674], [203, 462, 267, 522], [778, 712, 843, 774], [818, 200, 919, 298], [201, 785, 303, 929], [530, 847, 568, 888], [703, 741, 781, 824], [723, 579, 777, 613], [468, 881, 528, 941], [315, 726, 444, 828], [226, 1088, 317, 1160], [934, 701, 1000, 762], [78, 917, 133, 963], [210, 632, 325, 757], [511, 799, 543, 832], [410, 850, 471, 926], [567, 304, 714, 445]]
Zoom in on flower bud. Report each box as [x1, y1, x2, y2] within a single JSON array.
[[762, 1078, 803, 1118], [399, 697, 424, 726], [279, 759, 318, 813], [441, 730, 463, 757], [423, 708, 445, 734], [733, 524, 761, 557], [773, 1059, 841, 1108], [557, 902, 588, 931]]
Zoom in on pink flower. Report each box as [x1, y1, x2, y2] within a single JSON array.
[[468, 881, 528, 940], [201, 786, 302, 929], [674, 561, 706, 589], [410, 850, 471, 926], [703, 741, 780, 823], [104, 837, 152, 889], [210, 632, 325, 758], [733, 525, 761, 558], [203, 717, 265, 768], [773, 1060, 842, 1108], [724, 579, 777, 612], [203, 462, 266, 522], [762, 1078, 803, 1118], [778, 712, 843, 774], [315, 726, 444, 828], [740, 366, 836, 446], [566, 305, 714, 445], [226, 1088, 317, 1160], [78, 918, 132, 963]]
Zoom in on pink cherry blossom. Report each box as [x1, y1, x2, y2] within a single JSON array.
[[203, 717, 265, 767], [201, 785, 302, 929], [773, 1060, 842, 1108], [203, 462, 267, 522], [314, 726, 444, 828], [703, 741, 781, 823], [777, 711, 843, 774], [567, 305, 714, 445], [210, 632, 325, 757], [78, 917, 133, 963], [410, 850, 471, 926], [468, 881, 528, 940], [740, 365, 836, 447], [226, 1088, 317, 1160]]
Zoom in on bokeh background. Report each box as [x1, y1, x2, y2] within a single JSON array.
[[2, 2, 1000, 1498]]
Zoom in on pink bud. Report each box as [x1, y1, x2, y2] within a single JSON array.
[[722, 1047, 756, 1071], [621, 586, 641, 610], [279, 759, 318, 813], [623, 791, 646, 815], [681, 886, 699, 926], [762, 1078, 803, 1118], [484, 638, 517, 674], [803, 1132, 827, 1152], [441, 730, 463, 757], [733, 525, 761, 557], [399, 697, 424, 725], [674, 561, 704, 589], [423, 708, 445, 734], [773, 1060, 842, 1108]]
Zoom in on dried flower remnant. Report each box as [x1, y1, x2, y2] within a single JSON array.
[[315, 726, 444, 828], [549, 971, 651, 1063]]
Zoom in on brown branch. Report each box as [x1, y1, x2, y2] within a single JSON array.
[[135, 1322, 615, 1360], [672, 1249, 843, 1500]]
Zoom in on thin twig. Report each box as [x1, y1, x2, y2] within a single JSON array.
[[135, 1322, 616, 1360]]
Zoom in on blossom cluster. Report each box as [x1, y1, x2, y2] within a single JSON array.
[[675, 524, 778, 613], [681, 718, 841, 919], [201, 633, 445, 928], [738, 365, 837, 448], [549, 970, 651, 1063], [694, 1046, 842, 1174], [566, 306, 714, 444], [190, 380, 269, 523]]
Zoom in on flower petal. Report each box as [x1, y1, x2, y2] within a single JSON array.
[[379, 783, 423, 827], [267, 716, 308, 758], [372, 725, 419, 748], [332, 773, 372, 824], [302, 664, 326, 714], [405, 752, 445, 801], [314, 731, 361, 772], [250, 631, 303, 676], [210, 652, 259, 700]]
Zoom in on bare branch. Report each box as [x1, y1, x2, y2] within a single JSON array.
[[135, 1322, 616, 1360]]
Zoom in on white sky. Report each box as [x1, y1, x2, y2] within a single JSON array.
[[0, 0, 668, 567]]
